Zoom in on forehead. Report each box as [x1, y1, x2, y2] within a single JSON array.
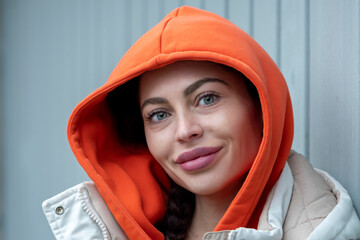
[[139, 61, 244, 98]]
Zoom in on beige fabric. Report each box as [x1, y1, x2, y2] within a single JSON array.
[[44, 151, 355, 240], [85, 152, 337, 240], [85, 182, 130, 240], [282, 151, 337, 240], [203, 231, 231, 240], [257, 182, 278, 231]]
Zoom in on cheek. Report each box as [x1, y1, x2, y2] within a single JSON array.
[[205, 104, 247, 137], [229, 109, 262, 161], [199, 105, 231, 132], [211, 102, 261, 154], [144, 127, 171, 164]]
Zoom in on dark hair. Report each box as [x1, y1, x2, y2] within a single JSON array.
[[106, 78, 195, 239], [106, 77, 146, 146], [156, 180, 195, 240], [106, 64, 261, 239]]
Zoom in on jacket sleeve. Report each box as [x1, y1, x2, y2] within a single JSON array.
[[286, 151, 360, 240], [42, 182, 129, 240], [308, 170, 360, 240]]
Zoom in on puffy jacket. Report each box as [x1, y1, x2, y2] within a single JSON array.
[[42, 151, 360, 239], [42, 6, 360, 240]]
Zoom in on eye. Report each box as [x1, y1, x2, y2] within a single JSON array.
[[146, 110, 169, 122], [198, 94, 217, 106]]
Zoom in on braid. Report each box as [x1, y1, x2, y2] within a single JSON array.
[[107, 78, 196, 239], [158, 180, 195, 240]]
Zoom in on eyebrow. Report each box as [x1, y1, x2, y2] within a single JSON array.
[[183, 77, 229, 96], [141, 97, 169, 111], [140, 78, 229, 111]]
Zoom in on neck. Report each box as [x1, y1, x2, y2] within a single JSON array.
[[186, 179, 244, 240]]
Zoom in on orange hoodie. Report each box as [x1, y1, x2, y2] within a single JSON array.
[[67, 6, 294, 240]]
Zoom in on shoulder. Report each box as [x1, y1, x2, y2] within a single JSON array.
[[42, 182, 129, 240], [284, 151, 360, 240]]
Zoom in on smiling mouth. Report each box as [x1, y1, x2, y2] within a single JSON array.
[[176, 146, 222, 171]]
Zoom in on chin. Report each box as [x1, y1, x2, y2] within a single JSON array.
[[181, 177, 231, 196]]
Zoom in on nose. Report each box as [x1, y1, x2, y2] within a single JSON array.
[[175, 112, 203, 143]]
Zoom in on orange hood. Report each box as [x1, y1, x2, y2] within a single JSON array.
[[67, 6, 293, 240]]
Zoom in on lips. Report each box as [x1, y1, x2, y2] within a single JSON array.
[[176, 146, 222, 171]]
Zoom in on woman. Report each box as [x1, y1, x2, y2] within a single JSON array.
[[42, 6, 360, 240]]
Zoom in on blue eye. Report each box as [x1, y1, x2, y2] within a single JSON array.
[[199, 94, 217, 106], [149, 111, 169, 122]]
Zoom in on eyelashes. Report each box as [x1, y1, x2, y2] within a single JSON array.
[[197, 92, 218, 106], [145, 109, 169, 122], [144, 91, 220, 123]]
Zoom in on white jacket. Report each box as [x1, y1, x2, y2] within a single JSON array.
[[42, 152, 360, 240]]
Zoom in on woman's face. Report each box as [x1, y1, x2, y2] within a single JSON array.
[[139, 61, 262, 196]]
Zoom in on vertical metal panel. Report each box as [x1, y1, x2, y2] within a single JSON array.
[[146, 0, 164, 29], [228, 0, 252, 34], [2, 1, 360, 239], [0, 0, 3, 237], [129, 0, 146, 45], [2, 1, 84, 239], [162, 0, 181, 16], [182, 0, 202, 9], [1, 0, 129, 239], [202, 0, 227, 18], [129, 0, 169, 46], [309, 0, 360, 213], [252, 0, 280, 65], [280, 0, 308, 156]]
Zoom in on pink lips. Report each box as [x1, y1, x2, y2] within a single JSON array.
[[176, 146, 222, 171]]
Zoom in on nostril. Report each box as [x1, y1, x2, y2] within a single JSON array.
[[190, 133, 199, 138], [175, 114, 204, 142]]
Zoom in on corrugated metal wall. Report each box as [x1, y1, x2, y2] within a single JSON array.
[[1, 0, 359, 239]]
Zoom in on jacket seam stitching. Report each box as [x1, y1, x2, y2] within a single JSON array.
[[159, 8, 180, 55], [293, 180, 315, 231], [78, 187, 111, 240], [285, 216, 327, 233], [51, 216, 65, 240]]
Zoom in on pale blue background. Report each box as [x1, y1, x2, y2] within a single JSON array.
[[1, 0, 359, 239]]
